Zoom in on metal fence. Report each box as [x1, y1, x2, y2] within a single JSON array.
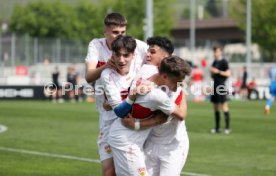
[[0, 33, 87, 67]]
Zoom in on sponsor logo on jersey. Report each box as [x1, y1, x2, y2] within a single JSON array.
[[104, 144, 112, 154], [138, 167, 146, 176], [164, 99, 171, 106]]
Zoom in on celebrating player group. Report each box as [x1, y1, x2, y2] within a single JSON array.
[[85, 12, 191, 176]]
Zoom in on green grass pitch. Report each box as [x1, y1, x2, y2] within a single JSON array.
[[0, 100, 275, 176]]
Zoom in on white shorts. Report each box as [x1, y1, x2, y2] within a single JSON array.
[[111, 144, 149, 176], [97, 118, 116, 161], [144, 135, 189, 176]]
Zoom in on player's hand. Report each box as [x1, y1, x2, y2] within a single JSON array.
[[106, 55, 116, 70], [121, 114, 135, 129], [135, 81, 153, 95], [103, 101, 112, 111]]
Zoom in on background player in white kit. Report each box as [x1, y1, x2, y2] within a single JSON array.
[[84, 13, 147, 176], [108, 56, 191, 176]]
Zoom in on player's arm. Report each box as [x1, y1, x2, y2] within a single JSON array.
[[85, 61, 108, 83], [218, 69, 231, 77], [148, 90, 186, 121], [85, 40, 115, 83], [122, 111, 168, 130], [210, 67, 219, 74], [171, 92, 187, 121], [113, 84, 152, 118]]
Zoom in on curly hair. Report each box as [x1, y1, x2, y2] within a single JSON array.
[[159, 56, 191, 79]]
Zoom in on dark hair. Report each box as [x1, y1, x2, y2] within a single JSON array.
[[111, 35, 136, 54], [147, 36, 174, 55], [159, 56, 191, 79], [213, 45, 223, 52], [104, 12, 127, 27]]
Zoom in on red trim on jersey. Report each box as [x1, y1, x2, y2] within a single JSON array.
[[174, 91, 183, 105], [120, 90, 129, 100], [132, 104, 153, 119], [96, 61, 106, 68], [136, 77, 142, 86]]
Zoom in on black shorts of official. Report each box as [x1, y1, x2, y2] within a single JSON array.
[[211, 89, 228, 103]]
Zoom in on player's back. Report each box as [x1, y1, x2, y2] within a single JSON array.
[[147, 87, 188, 144]]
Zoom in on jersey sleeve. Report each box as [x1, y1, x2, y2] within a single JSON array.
[[101, 70, 122, 108], [223, 59, 229, 71], [150, 89, 175, 115], [136, 39, 148, 64], [211, 60, 216, 67], [85, 39, 99, 63]]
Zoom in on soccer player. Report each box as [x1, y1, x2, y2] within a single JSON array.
[[84, 13, 147, 176], [66, 65, 79, 103], [120, 36, 191, 176], [210, 46, 231, 134], [51, 66, 63, 103], [108, 56, 191, 176], [264, 65, 276, 115]]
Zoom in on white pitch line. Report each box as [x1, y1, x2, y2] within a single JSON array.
[[0, 124, 8, 133], [0, 146, 210, 176], [181, 171, 210, 176], [0, 146, 100, 163]]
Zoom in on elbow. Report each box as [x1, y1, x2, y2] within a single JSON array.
[[179, 110, 188, 121], [85, 74, 91, 83], [85, 73, 94, 83], [176, 112, 186, 121], [179, 114, 186, 121]]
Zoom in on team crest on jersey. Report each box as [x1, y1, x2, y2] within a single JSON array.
[[104, 145, 112, 154], [164, 99, 171, 106], [138, 167, 146, 176]]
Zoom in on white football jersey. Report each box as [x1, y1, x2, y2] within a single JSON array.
[[130, 64, 158, 92], [100, 67, 136, 121], [85, 38, 148, 117], [147, 87, 188, 144], [108, 87, 175, 150]]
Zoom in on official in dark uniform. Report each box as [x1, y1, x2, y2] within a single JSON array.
[[210, 46, 231, 134]]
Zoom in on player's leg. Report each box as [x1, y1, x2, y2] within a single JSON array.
[[98, 119, 116, 176], [265, 83, 276, 115], [111, 145, 148, 176], [221, 101, 231, 134], [159, 137, 189, 176], [101, 158, 116, 176], [211, 102, 220, 133], [144, 140, 160, 176], [265, 97, 275, 115], [98, 141, 115, 176]]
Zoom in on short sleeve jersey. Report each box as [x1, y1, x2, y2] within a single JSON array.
[[85, 38, 148, 114], [211, 58, 229, 85]]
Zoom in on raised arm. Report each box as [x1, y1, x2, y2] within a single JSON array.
[[85, 61, 108, 83]]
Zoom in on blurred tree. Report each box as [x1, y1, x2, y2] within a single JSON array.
[[153, 0, 176, 38], [205, 0, 221, 17], [229, 0, 276, 62], [74, 0, 104, 44], [9, 0, 176, 43], [9, 1, 81, 40], [100, 0, 176, 39]]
